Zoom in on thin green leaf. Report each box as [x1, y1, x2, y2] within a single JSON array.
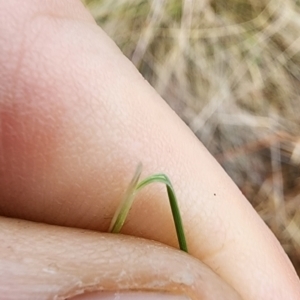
[[137, 174, 188, 252], [109, 164, 188, 253], [108, 163, 142, 233], [135, 174, 171, 190]]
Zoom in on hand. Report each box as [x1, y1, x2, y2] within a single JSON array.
[[0, 1, 299, 299]]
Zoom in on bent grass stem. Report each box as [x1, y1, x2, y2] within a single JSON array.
[[109, 163, 188, 253]]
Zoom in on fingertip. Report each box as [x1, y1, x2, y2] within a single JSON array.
[[0, 217, 242, 300]]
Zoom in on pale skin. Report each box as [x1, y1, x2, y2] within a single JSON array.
[[0, 1, 299, 299]]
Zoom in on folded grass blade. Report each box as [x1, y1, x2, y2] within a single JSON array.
[[109, 164, 188, 252]]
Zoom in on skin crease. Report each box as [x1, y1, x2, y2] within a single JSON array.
[[0, 0, 299, 299]]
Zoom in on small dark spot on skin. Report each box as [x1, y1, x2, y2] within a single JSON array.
[[214, 193, 216, 196]]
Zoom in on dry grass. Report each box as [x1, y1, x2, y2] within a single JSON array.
[[84, 0, 300, 275]]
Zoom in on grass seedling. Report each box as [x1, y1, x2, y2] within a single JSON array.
[[109, 163, 188, 252]]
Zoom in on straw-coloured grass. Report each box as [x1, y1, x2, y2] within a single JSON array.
[[84, 0, 300, 274]]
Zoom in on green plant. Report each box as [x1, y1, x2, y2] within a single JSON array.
[[109, 163, 188, 252]]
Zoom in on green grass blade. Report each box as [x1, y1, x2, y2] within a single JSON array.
[[136, 174, 188, 252], [108, 163, 142, 233], [109, 164, 188, 253], [166, 184, 188, 252]]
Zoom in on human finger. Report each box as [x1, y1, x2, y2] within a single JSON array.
[[0, 1, 299, 299], [0, 217, 241, 300]]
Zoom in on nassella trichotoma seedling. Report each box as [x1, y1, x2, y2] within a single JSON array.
[[108, 163, 188, 252]]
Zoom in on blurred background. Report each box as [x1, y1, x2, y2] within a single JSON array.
[[83, 0, 300, 274]]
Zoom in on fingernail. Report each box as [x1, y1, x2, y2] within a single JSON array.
[[71, 291, 190, 300]]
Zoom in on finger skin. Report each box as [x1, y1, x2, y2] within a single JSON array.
[[0, 1, 299, 300], [0, 217, 242, 300]]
